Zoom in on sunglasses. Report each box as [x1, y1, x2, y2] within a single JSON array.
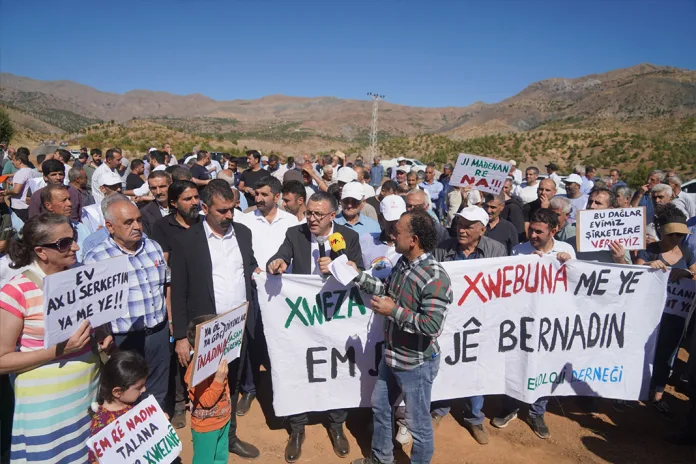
[[38, 233, 77, 253]]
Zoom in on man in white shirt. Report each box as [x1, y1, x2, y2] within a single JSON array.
[[55, 149, 73, 186], [667, 175, 696, 219], [515, 166, 541, 204], [545, 163, 562, 188], [508, 160, 523, 187], [560, 174, 588, 224], [575, 165, 595, 195], [91, 148, 123, 206], [353, 165, 376, 198], [267, 154, 287, 181], [234, 176, 298, 414], [492, 207, 575, 440], [82, 172, 125, 233]]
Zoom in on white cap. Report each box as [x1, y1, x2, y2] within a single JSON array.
[[397, 156, 406, 162], [261, 155, 269, 162], [456, 205, 489, 227], [148, 147, 157, 153], [467, 190, 482, 205], [100, 171, 123, 187], [337, 167, 358, 183], [341, 182, 364, 201], [395, 165, 410, 174], [380, 195, 406, 222], [564, 173, 583, 185], [508, 160, 517, 166]]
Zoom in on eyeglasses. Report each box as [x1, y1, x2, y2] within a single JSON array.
[[38, 234, 77, 253], [306, 210, 333, 221]]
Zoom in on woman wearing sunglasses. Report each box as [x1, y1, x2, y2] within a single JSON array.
[[636, 204, 696, 416], [0, 213, 105, 463]]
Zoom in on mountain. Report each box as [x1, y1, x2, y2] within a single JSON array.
[[1, 63, 695, 142]]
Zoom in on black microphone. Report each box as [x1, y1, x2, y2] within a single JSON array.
[[317, 236, 327, 259]]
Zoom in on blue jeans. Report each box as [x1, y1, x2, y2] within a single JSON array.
[[503, 396, 548, 418], [431, 395, 485, 425], [371, 356, 440, 464]]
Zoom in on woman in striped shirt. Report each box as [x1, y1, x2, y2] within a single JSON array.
[[0, 213, 109, 463]]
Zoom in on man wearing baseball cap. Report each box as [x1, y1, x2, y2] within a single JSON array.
[[81, 171, 124, 233], [561, 173, 588, 224], [390, 157, 408, 180], [335, 182, 380, 236], [430, 205, 507, 444], [394, 165, 409, 190], [359, 194, 406, 281], [508, 160, 522, 187]]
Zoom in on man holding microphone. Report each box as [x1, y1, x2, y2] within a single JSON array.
[[349, 209, 453, 464]]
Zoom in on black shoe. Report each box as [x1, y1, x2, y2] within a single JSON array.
[[526, 415, 550, 439], [491, 410, 517, 428], [285, 431, 305, 463], [329, 427, 350, 458], [170, 410, 186, 429], [237, 392, 256, 416], [351, 458, 378, 464], [229, 439, 260, 459]]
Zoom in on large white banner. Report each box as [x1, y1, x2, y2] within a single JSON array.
[[257, 256, 670, 417]]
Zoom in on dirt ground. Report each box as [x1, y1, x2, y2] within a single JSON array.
[[176, 362, 696, 464]]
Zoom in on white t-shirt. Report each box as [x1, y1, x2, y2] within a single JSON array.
[[11, 168, 37, 210], [235, 208, 299, 268], [517, 182, 539, 204], [360, 233, 401, 280], [512, 238, 577, 258]]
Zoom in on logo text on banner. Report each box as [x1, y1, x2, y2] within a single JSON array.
[[449, 154, 511, 194], [256, 257, 669, 417], [43, 255, 130, 348], [87, 395, 181, 464], [190, 303, 247, 387], [664, 278, 696, 319], [576, 206, 646, 252]]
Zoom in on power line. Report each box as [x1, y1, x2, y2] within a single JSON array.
[[367, 92, 385, 163]]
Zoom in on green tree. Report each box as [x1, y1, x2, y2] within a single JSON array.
[[0, 108, 14, 143]]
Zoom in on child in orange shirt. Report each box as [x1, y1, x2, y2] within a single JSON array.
[[184, 316, 232, 464]]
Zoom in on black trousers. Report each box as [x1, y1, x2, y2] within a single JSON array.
[[652, 313, 686, 392], [288, 409, 348, 433], [0, 375, 13, 464], [114, 321, 170, 408]]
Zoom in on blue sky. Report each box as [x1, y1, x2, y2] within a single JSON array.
[[1, 0, 694, 107]]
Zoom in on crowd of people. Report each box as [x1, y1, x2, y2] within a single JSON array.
[[0, 141, 695, 464]]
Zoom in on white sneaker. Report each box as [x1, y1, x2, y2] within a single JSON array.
[[395, 425, 412, 446]]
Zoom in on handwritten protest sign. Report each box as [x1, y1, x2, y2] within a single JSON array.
[[43, 256, 129, 348], [190, 303, 247, 387], [449, 153, 511, 194], [87, 395, 181, 464], [576, 207, 645, 252], [664, 278, 696, 319], [257, 257, 669, 416]]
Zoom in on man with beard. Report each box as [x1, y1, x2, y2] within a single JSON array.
[[170, 183, 261, 459], [140, 171, 173, 237], [281, 180, 308, 223], [483, 192, 519, 255], [149, 180, 201, 428], [234, 177, 298, 415], [84, 149, 102, 193]]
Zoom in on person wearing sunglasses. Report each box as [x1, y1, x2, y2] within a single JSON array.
[[636, 204, 696, 416], [267, 190, 365, 462], [0, 213, 111, 463]]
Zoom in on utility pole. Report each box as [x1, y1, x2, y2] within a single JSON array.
[[367, 92, 385, 163]]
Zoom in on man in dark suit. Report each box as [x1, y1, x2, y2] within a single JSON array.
[[137, 171, 172, 236], [170, 182, 261, 460], [267, 191, 364, 463]]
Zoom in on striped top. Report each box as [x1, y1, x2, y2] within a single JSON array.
[[0, 262, 90, 358]]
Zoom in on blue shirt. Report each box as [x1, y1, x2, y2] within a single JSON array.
[[334, 213, 381, 236], [81, 228, 109, 257], [72, 221, 91, 263], [456, 249, 480, 260], [419, 180, 444, 203], [84, 236, 169, 333], [369, 165, 384, 188], [638, 193, 655, 224]]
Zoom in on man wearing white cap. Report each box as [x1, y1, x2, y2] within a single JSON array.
[[394, 165, 409, 190], [360, 194, 405, 280], [91, 148, 123, 206], [391, 157, 408, 180], [260, 155, 269, 170], [492, 208, 574, 440], [431, 205, 507, 444], [82, 171, 124, 233], [508, 160, 522, 187], [560, 173, 588, 224], [335, 182, 380, 236]]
